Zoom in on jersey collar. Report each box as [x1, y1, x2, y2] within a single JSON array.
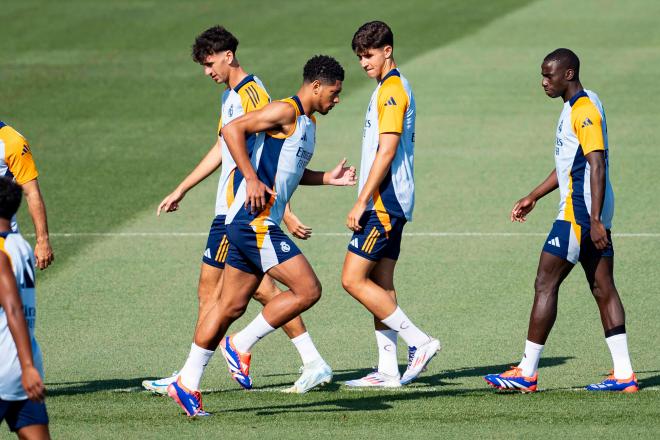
[[0, 121, 6, 129], [568, 89, 588, 107], [380, 68, 400, 84], [0, 231, 15, 238], [233, 74, 255, 92], [291, 95, 305, 115]]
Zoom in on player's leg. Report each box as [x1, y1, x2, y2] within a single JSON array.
[[16, 424, 50, 440], [253, 275, 331, 393], [484, 250, 573, 392], [580, 236, 637, 391], [194, 263, 224, 331]]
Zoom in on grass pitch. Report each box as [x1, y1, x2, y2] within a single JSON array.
[[2, 0, 660, 438]]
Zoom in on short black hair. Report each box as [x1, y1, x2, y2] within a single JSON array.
[[303, 55, 345, 84], [544, 48, 580, 79], [192, 25, 239, 64], [0, 178, 22, 221], [351, 21, 394, 54]]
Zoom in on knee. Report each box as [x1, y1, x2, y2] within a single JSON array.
[[341, 271, 362, 295], [534, 273, 557, 297], [220, 301, 248, 321], [299, 278, 322, 309]]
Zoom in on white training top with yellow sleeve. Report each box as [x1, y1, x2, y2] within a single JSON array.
[[215, 75, 270, 216], [554, 89, 614, 230], [359, 68, 416, 225], [0, 122, 39, 231], [0, 231, 44, 401]]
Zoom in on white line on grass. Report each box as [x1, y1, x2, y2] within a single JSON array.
[[31, 232, 660, 238]]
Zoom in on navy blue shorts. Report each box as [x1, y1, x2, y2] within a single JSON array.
[[201, 215, 230, 269], [0, 399, 48, 432], [347, 211, 406, 261], [225, 223, 302, 274], [542, 219, 614, 265]]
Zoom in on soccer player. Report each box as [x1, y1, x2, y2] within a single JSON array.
[[0, 122, 54, 270], [484, 49, 637, 393], [340, 21, 440, 388], [168, 55, 352, 416], [143, 26, 333, 396], [0, 178, 50, 439]]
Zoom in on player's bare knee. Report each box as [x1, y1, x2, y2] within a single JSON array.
[[299, 278, 322, 308], [341, 272, 362, 295], [534, 273, 558, 297]]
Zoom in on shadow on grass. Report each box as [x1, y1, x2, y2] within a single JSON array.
[[46, 377, 150, 397]]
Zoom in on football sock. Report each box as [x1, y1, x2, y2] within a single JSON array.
[[517, 340, 544, 377], [375, 329, 400, 377], [605, 333, 634, 379], [290, 332, 322, 366], [232, 312, 275, 353], [381, 306, 430, 348], [179, 343, 215, 391]]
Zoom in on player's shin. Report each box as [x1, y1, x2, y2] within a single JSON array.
[[232, 312, 276, 353], [381, 306, 430, 348]]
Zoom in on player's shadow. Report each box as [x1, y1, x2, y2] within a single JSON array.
[[45, 378, 151, 396], [639, 371, 660, 389]]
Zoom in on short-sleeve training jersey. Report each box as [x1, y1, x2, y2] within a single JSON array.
[[226, 96, 316, 229], [554, 89, 614, 230], [359, 69, 415, 228], [0, 122, 39, 231], [215, 75, 270, 216], [0, 232, 44, 401]]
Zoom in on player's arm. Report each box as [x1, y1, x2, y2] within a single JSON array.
[[510, 169, 558, 223], [585, 151, 608, 249], [577, 105, 608, 248], [157, 138, 222, 215], [300, 158, 357, 186], [21, 179, 53, 270], [0, 253, 45, 402], [346, 133, 399, 231], [221, 102, 296, 213], [283, 202, 312, 240]]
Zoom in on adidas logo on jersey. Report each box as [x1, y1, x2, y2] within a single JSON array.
[[22, 144, 30, 156], [204, 248, 212, 259], [384, 96, 397, 106], [547, 237, 560, 247], [350, 238, 359, 248], [581, 117, 593, 128]]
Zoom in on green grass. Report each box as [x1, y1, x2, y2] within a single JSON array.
[[2, 0, 660, 438]]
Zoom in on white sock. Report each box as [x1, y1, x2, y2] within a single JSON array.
[[606, 333, 634, 379], [179, 343, 215, 391], [232, 313, 276, 353], [291, 332, 322, 366], [381, 306, 430, 348], [375, 329, 399, 377], [517, 340, 544, 377]]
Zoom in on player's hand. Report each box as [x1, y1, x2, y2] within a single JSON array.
[[34, 239, 54, 270], [511, 196, 536, 222], [283, 211, 312, 240], [590, 219, 609, 250], [157, 189, 185, 216], [326, 158, 357, 186], [346, 200, 367, 232], [21, 365, 45, 403], [245, 177, 276, 214]]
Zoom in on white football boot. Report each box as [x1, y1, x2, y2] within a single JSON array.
[[345, 370, 402, 388], [283, 359, 333, 393], [400, 338, 441, 385], [142, 371, 178, 395]]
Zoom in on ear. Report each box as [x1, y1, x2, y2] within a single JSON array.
[[565, 68, 575, 81], [226, 50, 235, 64], [312, 79, 322, 94], [383, 45, 393, 59]]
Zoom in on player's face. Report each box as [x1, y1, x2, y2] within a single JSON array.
[[315, 80, 343, 115], [356, 48, 389, 79], [202, 52, 231, 84], [541, 60, 567, 98]]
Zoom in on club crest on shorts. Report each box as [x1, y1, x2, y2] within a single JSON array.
[[280, 241, 290, 253]]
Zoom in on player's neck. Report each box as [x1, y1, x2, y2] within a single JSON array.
[[227, 65, 249, 90], [563, 82, 584, 103], [296, 88, 314, 117], [0, 218, 11, 233], [377, 60, 397, 82]]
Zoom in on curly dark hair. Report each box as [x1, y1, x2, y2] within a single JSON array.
[[303, 55, 344, 85], [192, 25, 239, 64], [351, 21, 393, 54], [0, 177, 22, 221]]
